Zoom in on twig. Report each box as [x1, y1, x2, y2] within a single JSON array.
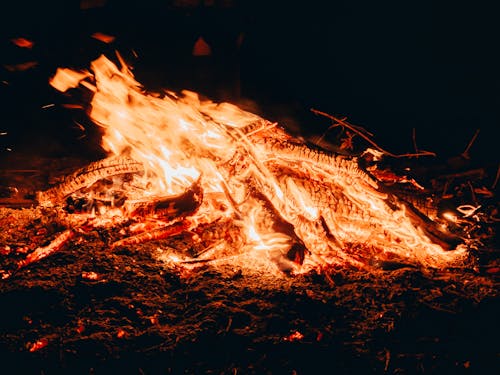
[[461, 129, 480, 159], [12, 229, 75, 276], [246, 122, 278, 137], [467, 181, 477, 205], [434, 168, 486, 181], [225, 316, 233, 332], [412, 128, 419, 156], [311, 109, 436, 158], [420, 301, 457, 315], [384, 348, 391, 372], [492, 163, 500, 190], [441, 179, 450, 198]]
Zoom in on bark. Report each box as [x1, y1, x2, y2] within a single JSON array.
[[36, 157, 143, 207]]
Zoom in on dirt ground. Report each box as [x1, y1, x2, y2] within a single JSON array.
[[0, 194, 498, 375]]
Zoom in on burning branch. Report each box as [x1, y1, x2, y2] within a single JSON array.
[[111, 222, 188, 249], [461, 129, 480, 159], [4, 230, 76, 279], [492, 164, 500, 190]]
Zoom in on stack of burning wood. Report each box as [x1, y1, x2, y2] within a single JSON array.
[[2, 54, 498, 279]]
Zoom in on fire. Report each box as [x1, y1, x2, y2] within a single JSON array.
[[47, 53, 468, 274]]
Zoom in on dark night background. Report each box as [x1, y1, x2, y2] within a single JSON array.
[[0, 0, 499, 165]]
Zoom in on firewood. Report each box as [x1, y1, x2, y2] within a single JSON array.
[[36, 156, 143, 207]]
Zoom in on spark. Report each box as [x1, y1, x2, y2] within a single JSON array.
[[73, 121, 86, 131]]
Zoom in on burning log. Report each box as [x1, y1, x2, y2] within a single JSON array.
[[36, 156, 143, 207], [111, 222, 189, 249], [126, 177, 203, 219], [1, 229, 75, 279]]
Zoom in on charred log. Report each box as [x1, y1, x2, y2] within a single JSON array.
[[126, 177, 203, 219], [37, 157, 143, 207]]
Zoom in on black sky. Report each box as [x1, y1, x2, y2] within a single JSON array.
[[0, 1, 498, 162]]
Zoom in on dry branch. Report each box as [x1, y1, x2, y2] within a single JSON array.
[[492, 164, 500, 190], [433, 168, 486, 181], [311, 109, 436, 158], [461, 129, 480, 159]]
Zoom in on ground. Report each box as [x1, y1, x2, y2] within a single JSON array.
[[0, 185, 498, 374]]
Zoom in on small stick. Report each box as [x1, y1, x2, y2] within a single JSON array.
[[245, 122, 278, 137], [412, 128, 419, 156], [311, 109, 436, 158], [225, 316, 233, 332], [461, 129, 480, 159], [111, 222, 188, 248], [441, 179, 450, 197], [384, 349, 391, 372], [491, 163, 500, 190], [467, 181, 478, 205], [435, 168, 486, 181], [17, 229, 74, 270]]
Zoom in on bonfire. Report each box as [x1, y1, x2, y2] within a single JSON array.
[[3, 53, 475, 280], [2, 46, 499, 374]]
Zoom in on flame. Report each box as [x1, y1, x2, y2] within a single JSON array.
[[50, 68, 91, 92], [49, 54, 468, 273]]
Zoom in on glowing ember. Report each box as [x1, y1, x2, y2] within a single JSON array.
[[28, 338, 49, 352], [45, 54, 469, 274], [10, 37, 34, 49], [284, 331, 304, 342], [81, 271, 100, 280], [91, 32, 116, 44], [17, 230, 74, 271]]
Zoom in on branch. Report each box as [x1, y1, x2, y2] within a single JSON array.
[[492, 163, 500, 190], [311, 109, 436, 158], [462, 129, 480, 159]]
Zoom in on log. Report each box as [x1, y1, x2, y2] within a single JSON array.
[[126, 178, 203, 220], [36, 156, 143, 207]]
